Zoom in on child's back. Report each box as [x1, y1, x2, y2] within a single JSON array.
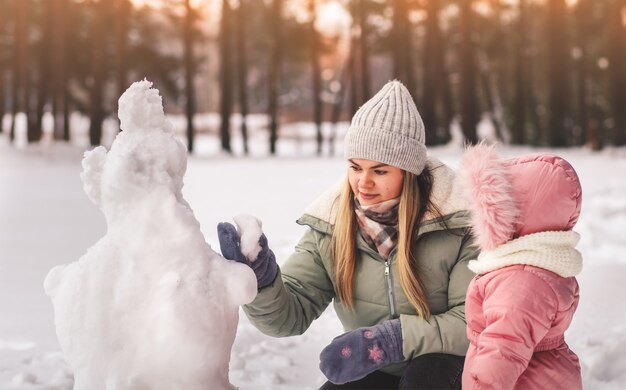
[[459, 145, 583, 389], [465, 264, 581, 389]]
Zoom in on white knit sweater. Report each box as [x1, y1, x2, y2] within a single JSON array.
[[468, 230, 583, 278]]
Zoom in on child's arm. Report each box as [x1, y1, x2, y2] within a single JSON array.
[[463, 269, 557, 389]]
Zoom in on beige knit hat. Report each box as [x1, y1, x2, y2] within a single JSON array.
[[344, 80, 427, 176]]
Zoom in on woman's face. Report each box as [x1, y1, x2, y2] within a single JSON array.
[[348, 158, 404, 206]]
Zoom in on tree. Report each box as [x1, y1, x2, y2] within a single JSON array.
[[546, 0, 569, 146], [477, 1, 511, 143], [116, 0, 132, 100], [51, 0, 70, 141], [184, 0, 196, 153], [89, 0, 108, 146], [459, 0, 479, 144], [572, 0, 597, 148], [357, 0, 371, 101], [608, 0, 626, 146], [126, 3, 183, 103], [267, 0, 284, 155], [34, 0, 54, 142], [422, 0, 451, 145], [219, 0, 234, 153], [391, 0, 416, 97], [0, 0, 6, 134], [309, 0, 323, 155], [235, 0, 250, 155], [511, 0, 528, 144], [10, 0, 30, 143], [329, 52, 352, 156], [348, 22, 359, 116]]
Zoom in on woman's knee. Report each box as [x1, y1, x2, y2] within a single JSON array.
[[399, 353, 465, 390]]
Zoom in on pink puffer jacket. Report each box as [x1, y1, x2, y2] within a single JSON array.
[[459, 145, 583, 389], [464, 265, 581, 389]]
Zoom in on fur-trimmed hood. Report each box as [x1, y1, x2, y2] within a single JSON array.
[[459, 143, 582, 251], [298, 156, 470, 234]]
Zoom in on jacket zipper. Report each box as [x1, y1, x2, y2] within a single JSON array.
[[384, 260, 397, 318]]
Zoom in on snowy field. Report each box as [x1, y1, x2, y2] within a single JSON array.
[[1, 120, 626, 389]]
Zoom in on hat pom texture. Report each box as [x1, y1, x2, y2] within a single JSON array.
[[459, 144, 519, 251]]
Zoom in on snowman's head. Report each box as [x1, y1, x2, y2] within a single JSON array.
[[80, 80, 187, 213]]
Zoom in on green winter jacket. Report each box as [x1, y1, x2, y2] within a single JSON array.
[[242, 157, 479, 376]]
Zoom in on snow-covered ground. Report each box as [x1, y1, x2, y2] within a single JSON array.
[[1, 121, 626, 389]]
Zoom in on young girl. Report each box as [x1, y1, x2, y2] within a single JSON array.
[[217, 81, 478, 389], [459, 144, 583, 389]]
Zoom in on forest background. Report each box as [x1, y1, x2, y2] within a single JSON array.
[[1, 0, 626, 154]]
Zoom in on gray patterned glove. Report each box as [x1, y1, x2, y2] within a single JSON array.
[[319, 319, 404, 384], [217, 221, 278, 289]]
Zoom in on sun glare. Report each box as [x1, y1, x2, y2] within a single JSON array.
[[316, 1, 351, 37], [130, 0, 206, 8]]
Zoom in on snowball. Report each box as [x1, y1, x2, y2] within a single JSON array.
[[44, 80, 257, 390], [233, 214, 263, 261]]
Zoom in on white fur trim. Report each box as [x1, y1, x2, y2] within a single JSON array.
[[302, 156, 468, 225], [468, 230, 583, 277]]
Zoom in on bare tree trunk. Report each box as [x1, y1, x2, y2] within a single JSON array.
[[34, 0, 53, 142], [219, 0, 234, 153], [329, 60, 351, 157], [348, 17, 360, 116], [402, 4, 416, 102], [267, 0, 283, 155], [392, 0, 406, 81], [184, 0, 196, 153], [511, 0, 527, 144], [459, 0, 479, 144], [51, 0, 70, 141], [422, 0, 440, 145], [391, 0, 416, 102], [309, 0, 323, 155], [526, 6, 542, 146], [235, 0, 249, 155], [357, 0, 370, 101], [116, 0, 131, 100], [0, 0, 5, 134], [89, 0, 107, 146], [0, 71, 4, 135], [573, 0, 597, 148], [438, 8, 454, 144], [609, 0, 626, 146], [10, 0, 30, 143], [478, 49, 510, 143], [546, 0, 569, 146]]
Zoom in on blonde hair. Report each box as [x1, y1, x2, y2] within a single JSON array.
[[332, 170, 433, 319]]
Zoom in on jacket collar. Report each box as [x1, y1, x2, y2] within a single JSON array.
[[297, 156, 471, 236]]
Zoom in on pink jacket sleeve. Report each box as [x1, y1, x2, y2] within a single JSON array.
[[463, 270, 557, 389]]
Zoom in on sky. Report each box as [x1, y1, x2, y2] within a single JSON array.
[[1, 113, 626, 388]]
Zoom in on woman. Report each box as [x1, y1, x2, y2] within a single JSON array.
[[218, 81, 478, 389]]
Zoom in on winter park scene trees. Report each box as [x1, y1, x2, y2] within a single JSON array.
[[1, 0, 626, 389]]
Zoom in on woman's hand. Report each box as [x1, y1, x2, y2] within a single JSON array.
[[319, 319, 404, 384], [217, 215, 278, 289]]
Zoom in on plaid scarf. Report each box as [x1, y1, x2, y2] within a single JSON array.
[[354, 197, 400, 259]]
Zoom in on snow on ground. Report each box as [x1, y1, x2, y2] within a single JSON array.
[[1, 122, 626, 389]]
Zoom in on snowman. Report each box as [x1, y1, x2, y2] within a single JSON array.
[[44, 80, 257, 390]]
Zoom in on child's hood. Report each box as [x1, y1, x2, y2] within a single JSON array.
[[459, 144, 582, 251]]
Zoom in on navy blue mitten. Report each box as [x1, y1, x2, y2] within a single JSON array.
[[217, 221, 278, 289], [319, 319, 404, 384]]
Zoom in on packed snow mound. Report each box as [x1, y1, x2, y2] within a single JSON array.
[[44, 80, 257, 390]]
